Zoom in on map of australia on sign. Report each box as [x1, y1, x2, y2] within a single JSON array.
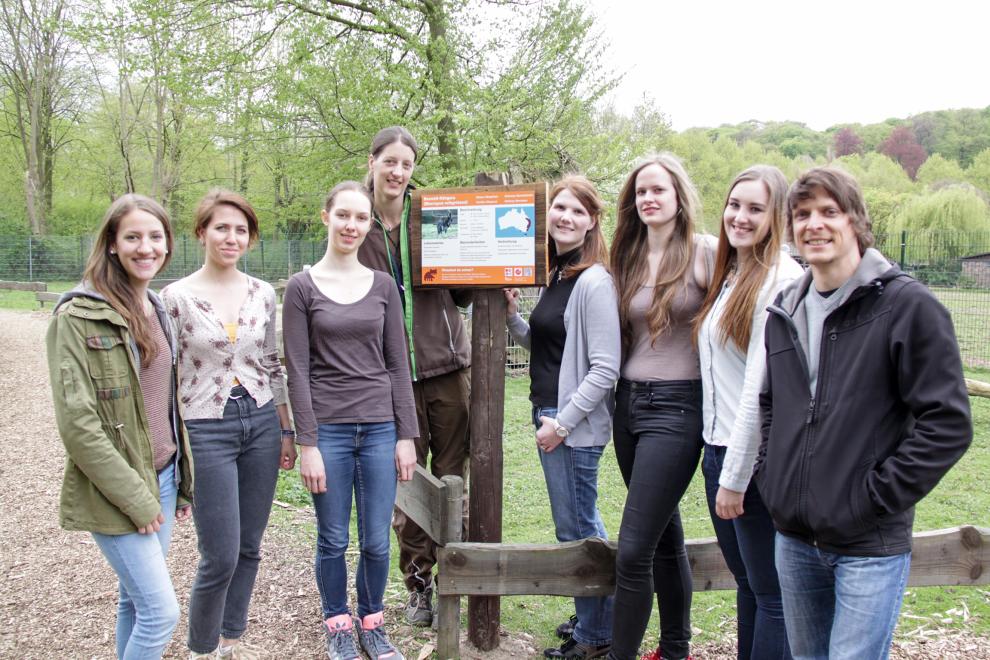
[[495, 207, 533, 236]]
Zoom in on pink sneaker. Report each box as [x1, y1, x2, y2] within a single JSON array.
[[356, 612, 404, 660], [323, 614, 359, 660]]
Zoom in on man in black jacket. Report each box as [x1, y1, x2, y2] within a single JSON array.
[[754, 167, 971, 659]]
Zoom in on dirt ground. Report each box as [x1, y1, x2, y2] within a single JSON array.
[[0, 309, 986, 659]]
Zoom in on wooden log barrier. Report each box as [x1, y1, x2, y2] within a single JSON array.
[[36, 291, 60, 307], [432, 526, 989, 658], [0, 279, 46, 291], [967, 378, 990, 399]]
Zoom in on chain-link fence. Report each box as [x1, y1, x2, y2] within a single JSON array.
[[0, 235, 328, 284], [3, 231, 990, 368]]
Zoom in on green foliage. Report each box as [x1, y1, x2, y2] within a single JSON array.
[[912, 108, 990, 167], [966, 148, 990, 194], [862, 188, 909, 239], [916, 153, 967, 189], [834, 152, 915, 193], [47, 197, 110, 235]]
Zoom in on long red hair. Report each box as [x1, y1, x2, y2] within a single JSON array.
[[548, 175, 609, 278]]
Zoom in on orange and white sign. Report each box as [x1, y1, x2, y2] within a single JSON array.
[[419, 189, 538, 286]]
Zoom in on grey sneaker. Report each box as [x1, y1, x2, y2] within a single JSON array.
[[357, 615, 404, 660], [404, 586, 433, 627], [323, 615, 360, 660]]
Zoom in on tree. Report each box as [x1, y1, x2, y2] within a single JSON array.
[[879, 125, 927, 180], [835, 152, 915, 194], [891, 185, 990, 270], [833, 127, 863, 157], [226, 0, 615, 183], [916, 153, 966, 189], [966, 148, 990, 195], [0, 0, 79, 234]]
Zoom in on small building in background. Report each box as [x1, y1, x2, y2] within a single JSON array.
[[961, 252, 990, 287]]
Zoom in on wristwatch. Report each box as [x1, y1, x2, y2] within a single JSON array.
[[551, 418, 570, 438]]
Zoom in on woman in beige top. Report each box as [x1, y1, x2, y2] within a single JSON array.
[[606, 154, 715, 660], [162, 190, 295, 659]]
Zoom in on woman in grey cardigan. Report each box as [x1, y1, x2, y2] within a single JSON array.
[[504, 176, 620, 660]]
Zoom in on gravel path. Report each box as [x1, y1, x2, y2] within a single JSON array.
[[0, 309, 985, 659]]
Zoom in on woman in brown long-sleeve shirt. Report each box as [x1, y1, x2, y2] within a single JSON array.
[[282, 181, 418, 660]]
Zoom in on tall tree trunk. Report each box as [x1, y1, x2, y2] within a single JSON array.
[[424, 0, 458, 174]]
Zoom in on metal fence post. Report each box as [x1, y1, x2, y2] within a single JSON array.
[[900, 230, 907, 268], [27, 236, 33, 281]]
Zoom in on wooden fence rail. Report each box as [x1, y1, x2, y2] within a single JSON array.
[[433, 527, 989, 658], [0, 279, 46, 291], [967, 378, 990, 398]]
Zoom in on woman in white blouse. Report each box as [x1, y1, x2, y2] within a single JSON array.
[[693, 166, 802, 660], [162, 189, 295, 659]]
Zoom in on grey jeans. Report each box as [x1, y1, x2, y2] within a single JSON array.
[[184, 386, 281, 653]]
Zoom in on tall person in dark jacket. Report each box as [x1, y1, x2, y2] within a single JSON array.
[[357, 126, 471, 627], [755, 167, 972, 660]]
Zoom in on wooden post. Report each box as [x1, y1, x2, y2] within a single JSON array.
[[466, 172, 509, 651], [436, 475, 464, 660], [467, 288, 505, 650]]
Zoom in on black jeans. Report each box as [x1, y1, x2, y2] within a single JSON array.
[[610, 379, 703, 660]]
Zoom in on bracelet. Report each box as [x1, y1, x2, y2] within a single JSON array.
[[281, 429, 296, 438]]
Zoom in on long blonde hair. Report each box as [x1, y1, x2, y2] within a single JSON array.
[[694, 165, 789, 351], [610, 153, 702, 349], [84, 194, 174, 367]]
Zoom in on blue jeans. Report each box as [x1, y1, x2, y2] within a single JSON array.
[[313, 421, 397, 619], [702, 443, 790, 660], [534, 406, 613, 647], [184, 388, 282, 653], [92, 463, 180, 660], [775, 534, 911, 660], [610, 379, 703, 660]]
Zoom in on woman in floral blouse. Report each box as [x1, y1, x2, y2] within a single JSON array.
[[162, 189, 295, 659]]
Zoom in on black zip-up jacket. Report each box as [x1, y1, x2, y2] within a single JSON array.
[[754, 249, 971, 556]]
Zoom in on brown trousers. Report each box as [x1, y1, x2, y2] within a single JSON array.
[[392, 367, 470, 591]]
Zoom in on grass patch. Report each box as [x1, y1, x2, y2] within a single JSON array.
[[273, 371, 990, 654], [933, 287, 990, 369], [0, 280, 74, 310]]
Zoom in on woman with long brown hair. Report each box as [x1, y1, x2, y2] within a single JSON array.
[[695, 166, 802, 660], [606, 154, 715, 660], [46, 194, 194, 659], [504, 176, 620, 659]]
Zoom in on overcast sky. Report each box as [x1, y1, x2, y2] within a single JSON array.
[[586, 0, 990, 131]]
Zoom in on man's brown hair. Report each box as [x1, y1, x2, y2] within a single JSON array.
[[787, 167, 873, 254]]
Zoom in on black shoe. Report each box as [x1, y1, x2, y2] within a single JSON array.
[[543, 637, 611, 659], [555, 614, 578, 640]]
